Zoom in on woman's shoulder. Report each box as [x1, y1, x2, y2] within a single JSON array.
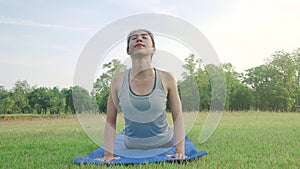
[[156, 68, 175, 81], [111, 70, 127, 88], [156, 68, 176, 87], [112, 70, 126, 80]]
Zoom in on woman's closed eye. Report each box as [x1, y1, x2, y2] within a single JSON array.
[[142, 35, 149, 39], [130, 34, 149, 40], [131, 36, 138, 40]]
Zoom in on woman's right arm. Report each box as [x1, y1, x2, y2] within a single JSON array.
[[101, 90, 119, 161], [97, 73, 122, 162]]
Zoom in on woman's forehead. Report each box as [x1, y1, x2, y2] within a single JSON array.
[[128, 30, 149, 37]]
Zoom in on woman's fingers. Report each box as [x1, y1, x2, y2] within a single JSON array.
[[95, 156, 121, 162], [166, 153, 188, 159], [166, 154, 175, 158], [113, 157, 121, 160]]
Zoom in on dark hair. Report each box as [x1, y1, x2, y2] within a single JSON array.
[[126, 29, 155, 53]]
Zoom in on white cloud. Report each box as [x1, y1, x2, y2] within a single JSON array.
[[0, 57, 39, 67], [0, 16, 96, 33]]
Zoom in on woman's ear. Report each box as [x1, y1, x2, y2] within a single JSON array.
[[152, 47, 156, 54], [127, 48, 131, 55]]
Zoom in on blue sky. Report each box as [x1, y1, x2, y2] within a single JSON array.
[[1, 0, 299, 90]]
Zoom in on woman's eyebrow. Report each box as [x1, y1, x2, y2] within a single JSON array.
[[130, 33, 149, 38]]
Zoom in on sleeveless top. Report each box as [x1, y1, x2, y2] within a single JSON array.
[[118, 68, 174, 149]]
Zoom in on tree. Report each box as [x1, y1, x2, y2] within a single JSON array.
[[196, 68, 211, 111], [72, 86, 96, 114], [222, 63, 237, 109], [205, 64, 226, 111], [0, 86, 14, 114], [11, 80, 31, 114], [27, 87, 49, 114], [243, 50, 298, 111], [61, 88, 75, 114], [49, 87, 64, 114], [179, 54, 203, 111], [222, 63, 254, 111], [293, 48, 300, 110], [229, 83, 253, 111], [179, 54, 228, 112], [178, 75, 201, 111], [92, 59, 127, 113]]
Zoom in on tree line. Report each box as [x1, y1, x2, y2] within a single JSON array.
[[0, 48, 299, 114], [180, 48, 299, 112]]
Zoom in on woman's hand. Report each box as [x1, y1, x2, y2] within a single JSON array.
[[95, 151, 121, 162], [95, 155, 121, 162], [166, 152, 188, 159]]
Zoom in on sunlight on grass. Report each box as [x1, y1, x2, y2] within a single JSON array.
[[0, 112, 299, 168]]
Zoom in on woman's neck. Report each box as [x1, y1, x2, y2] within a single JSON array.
[[130, 55, 154, 79]]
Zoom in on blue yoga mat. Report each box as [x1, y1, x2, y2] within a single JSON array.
[[74, 130, 207, 165]]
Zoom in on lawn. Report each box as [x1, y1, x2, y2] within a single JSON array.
[[0, 112, 299, 169]]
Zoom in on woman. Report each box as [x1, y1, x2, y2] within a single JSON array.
[[99, 29, 187, 162]]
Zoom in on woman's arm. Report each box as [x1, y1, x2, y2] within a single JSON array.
[[97, 73, 123, 162], [103, 91, 119, 161], [162, 72, 187, 159]]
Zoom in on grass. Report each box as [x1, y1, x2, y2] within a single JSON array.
[[0, 112, 299, 169], [0, 113, 76, 120]]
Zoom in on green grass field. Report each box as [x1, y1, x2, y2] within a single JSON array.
[[0, 112, 299, 169]]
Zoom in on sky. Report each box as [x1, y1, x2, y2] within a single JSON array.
[[0, 0, 299, 90]]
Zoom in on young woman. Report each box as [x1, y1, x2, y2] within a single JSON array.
[[98, 29, 187, 162]]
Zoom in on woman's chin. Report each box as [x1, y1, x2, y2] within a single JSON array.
[[131, 49, 154, 57]]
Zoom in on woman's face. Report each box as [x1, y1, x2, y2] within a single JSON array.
[[127, 30, 155, 56]]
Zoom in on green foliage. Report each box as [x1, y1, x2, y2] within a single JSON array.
[[0, 48, 300, 113], [178, 75, 200, 111], [28, 87, 49, 114], [49, 87, 64, 114], [229, 83, 253, 111], [178, 54, 202, 111], [178, 48, 300, 112], [179, 54, 248, 112], [92, 59, 127, 113], [10, 80, 30, 114], [205, 64, 227, 111], [0, 82, 83, 114], [61, 88, 75, 114], [0, 86, 14, 114], [243, 49, 300, 111], [72, 86, 97, 114]]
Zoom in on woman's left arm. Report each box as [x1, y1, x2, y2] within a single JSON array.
[[165, 73, 187, 159]]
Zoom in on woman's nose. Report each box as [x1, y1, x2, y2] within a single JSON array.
[[136, 38, 142, 42], [136, 35, 143, 42]]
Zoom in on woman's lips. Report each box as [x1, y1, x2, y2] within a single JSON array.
[[134, 43, 145, 47]]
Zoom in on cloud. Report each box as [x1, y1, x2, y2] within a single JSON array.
[[0, 55, 41, 68], [0, 16, 96, 33]]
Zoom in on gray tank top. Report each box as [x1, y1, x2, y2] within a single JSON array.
[[118, 68, 174, 149]]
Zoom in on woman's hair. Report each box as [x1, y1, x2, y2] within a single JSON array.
[[126, 29, 155, 53]]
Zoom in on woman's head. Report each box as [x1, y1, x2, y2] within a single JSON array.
[[126, 29, 155, 55]]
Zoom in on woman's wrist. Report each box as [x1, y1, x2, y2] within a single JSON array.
[[104, 151, 113, 157], [175, 146, 185, 154]]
